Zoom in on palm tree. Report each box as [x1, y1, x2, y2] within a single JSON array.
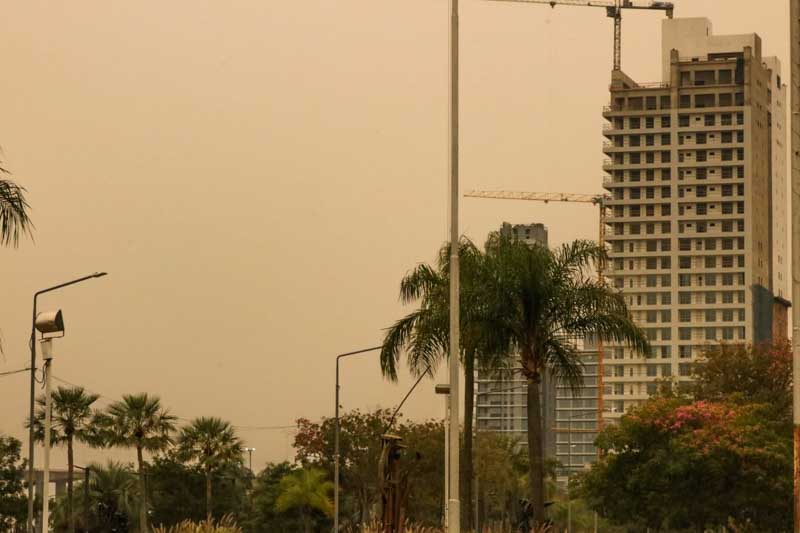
[[483, 235, 649, 525], [380, 238, 509, 529], [176, 417, 243, 520], [52, 460, 139, 532], [28, 386, 99, 533], [0, 164, 32, 248], [100, 394, 176, 533], [275, 468, 333, 533]]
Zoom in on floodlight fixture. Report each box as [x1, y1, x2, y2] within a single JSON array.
[[35, 310, 64, 337]]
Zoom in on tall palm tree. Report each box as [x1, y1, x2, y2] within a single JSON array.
[[275, 468, 333, 533], [100, 394, 176, 533], [484, 235, 649, 526], [176, 417, 243, 520], [380, 238, 509, 529], [0, 164, 32, 248], [28, 386, 99, 533]]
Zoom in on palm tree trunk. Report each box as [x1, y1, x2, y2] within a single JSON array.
[[68, 436, 75, 533], [526, 374, 546, 526], [205, 470, 213, 520], [302, 509, 311, 533], [463, 347, 475, 531], [137, 446, 148, 533]]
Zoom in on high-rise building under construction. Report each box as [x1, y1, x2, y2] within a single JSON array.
[[602, 18, 789, 419]]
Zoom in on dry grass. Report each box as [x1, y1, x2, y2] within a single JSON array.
[[152, 516, 243, 533], [355, 521, 552, 533]]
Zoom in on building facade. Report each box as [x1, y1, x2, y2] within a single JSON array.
[[602, 18, 788, 418]]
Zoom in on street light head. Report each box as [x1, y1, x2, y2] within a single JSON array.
[[92, 272, 108, 278], [35, 310, 64, 337]]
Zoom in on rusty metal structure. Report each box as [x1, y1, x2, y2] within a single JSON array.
[[379, 434, 408, 533]]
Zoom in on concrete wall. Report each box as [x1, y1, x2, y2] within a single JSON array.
[[662, 18, 759, 82]]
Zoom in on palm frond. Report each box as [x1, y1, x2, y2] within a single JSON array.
[[380, 311, 424, 381], [0, 176, 33, 247]]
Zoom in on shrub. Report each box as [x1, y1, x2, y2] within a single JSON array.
[[152, 515, 241, 533]]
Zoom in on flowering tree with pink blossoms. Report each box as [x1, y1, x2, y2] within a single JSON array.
[[581, 342, 793, 532]]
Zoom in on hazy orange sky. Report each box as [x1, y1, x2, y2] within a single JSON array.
[[0, 0, 790, 470]]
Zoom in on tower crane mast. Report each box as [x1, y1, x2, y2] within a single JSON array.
[[484, 0, 674, 71], [465, 189, 612, 434]]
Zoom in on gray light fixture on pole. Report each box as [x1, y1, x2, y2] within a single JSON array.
[[334, 346, 382, 533], [35, 309, 66, 533], [26, 272, 107, 533]]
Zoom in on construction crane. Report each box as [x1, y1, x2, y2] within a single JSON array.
[[484, 0, 674, 71], [465, 189, 611, 432]]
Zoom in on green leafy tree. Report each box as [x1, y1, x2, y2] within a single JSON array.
[[148, 453, 249, 527], [293, 409, 392, 527], [28, 386, 100, 533], [482, 235, 648, 524], [581, 397, 792, 531], [380, 238, 511, 528], [176, 417, 244, 520], [692, 340, 792, 415], [0, 434, 27, 531], [275, 468, 333, 533], [473, 432, 528, 529], [244, 462, 304, 532], [395, 419, 445, 526], [100, 394, 176, 533]]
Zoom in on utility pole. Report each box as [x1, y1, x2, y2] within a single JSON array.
[[448, 0, 461, 531], [791, 2, 800, 532]]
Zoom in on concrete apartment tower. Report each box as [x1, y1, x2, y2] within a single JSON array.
[[602, 18, 789, 419]]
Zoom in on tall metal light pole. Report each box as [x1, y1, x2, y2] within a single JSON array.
[[791, 2, 800, 531], [448, 0, 461, 531], [334, 346, 382, 532], [27, 272, 107, 533]]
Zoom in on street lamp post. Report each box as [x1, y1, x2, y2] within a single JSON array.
[[244, 448, 256, 473], [27, 272, 106, 533], [334, 346, 382, 533], [35, 309, 66, 533]]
